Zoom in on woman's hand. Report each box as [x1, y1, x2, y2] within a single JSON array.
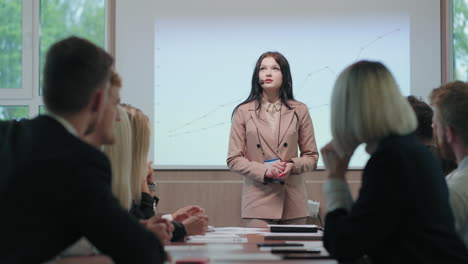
[[265, 167, 279, 179], [140, 216, 173, 244], [278, 162, 295, 179], [265, 160, 286, 179], [172, 205, 204, 222], [182, 215, 209, 236], [320, 141, 353, 180]]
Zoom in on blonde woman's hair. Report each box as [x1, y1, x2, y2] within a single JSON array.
[[102, 106, 132, 210], [125, 105, 151, 205], [331, 60, 417, 154]]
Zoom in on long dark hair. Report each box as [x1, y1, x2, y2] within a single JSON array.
[[232, 51, 295, 118]]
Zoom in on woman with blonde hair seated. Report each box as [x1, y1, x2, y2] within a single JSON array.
[[105, 104, 208, 241], [321, 61, 468, 263]]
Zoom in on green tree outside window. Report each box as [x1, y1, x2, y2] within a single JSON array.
[[0, 105, 29, 120], [0, 0, 22, 89], [40, 0, 106, 92], [454, 0, 468, 81]]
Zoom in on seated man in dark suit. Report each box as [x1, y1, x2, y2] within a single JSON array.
[[0, 36, 167, 264]]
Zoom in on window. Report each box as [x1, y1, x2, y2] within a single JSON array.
[[0, 0, 22, 90], [39, 105, 46, 115], [453, 0, 468, 81], [40, 0, 107, 94], [0, 0, 32, 99], [0, 0, 110, 120], [0, 105, 29, 121]]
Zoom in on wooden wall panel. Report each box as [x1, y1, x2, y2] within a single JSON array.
[[154, 170, 362, 227]]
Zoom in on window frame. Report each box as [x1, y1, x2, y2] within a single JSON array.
[[442, 0, 454, 83], [442, 0, 467, 82], [0, 0, 115, 119], [0, 0, 34, 99]]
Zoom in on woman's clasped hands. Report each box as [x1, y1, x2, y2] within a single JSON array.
[[265, 160, 295, 180]]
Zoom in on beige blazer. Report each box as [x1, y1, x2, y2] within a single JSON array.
[[227, 100, 319, 219]]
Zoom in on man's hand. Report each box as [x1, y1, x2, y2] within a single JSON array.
[[140, 216, 173, 244]]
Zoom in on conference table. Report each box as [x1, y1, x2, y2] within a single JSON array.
[[166, 227, 338, 263]]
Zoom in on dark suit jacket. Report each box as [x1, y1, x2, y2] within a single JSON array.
[[0, 116, 166, 264], [130, 193, 187, 242], [324, 134, 468, 264]]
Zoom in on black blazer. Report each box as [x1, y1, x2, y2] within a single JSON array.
[[324, 134, 468, 264], [0, 116, 166, 264], [130, 193, 187, 242]]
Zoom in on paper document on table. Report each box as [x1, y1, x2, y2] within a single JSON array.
[[187, 234, 248, 243], [259, 246, 310, 251], [186, 230, 250, 243], [264, 231, 323, 241], [166, 244, 244, 251], [198, 233, 242, 238], [258, 240, 326, 251], [214, 227, 268, 234], [286, 241, 324, 248], [211, 253, 282, 261], [286, 241, 331, 256]]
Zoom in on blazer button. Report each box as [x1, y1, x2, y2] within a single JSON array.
[[283, 143, 288, 147], [257, 144, 261, 148]]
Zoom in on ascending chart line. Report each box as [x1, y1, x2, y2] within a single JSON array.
[[161, 27, 403, 138]]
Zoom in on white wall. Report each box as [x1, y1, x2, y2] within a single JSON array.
[[115, 0, 157, 160], [115, 0, 442, 165], [408, 0, 442, 96]]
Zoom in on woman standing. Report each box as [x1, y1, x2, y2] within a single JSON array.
[[227, 51, 319, 228]]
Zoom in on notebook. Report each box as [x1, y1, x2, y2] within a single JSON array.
[[268, 224, 319, 233], [264, 231, 323, 241]]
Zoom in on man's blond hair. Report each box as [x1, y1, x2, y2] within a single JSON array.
[[430, 81, 468, 146]]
